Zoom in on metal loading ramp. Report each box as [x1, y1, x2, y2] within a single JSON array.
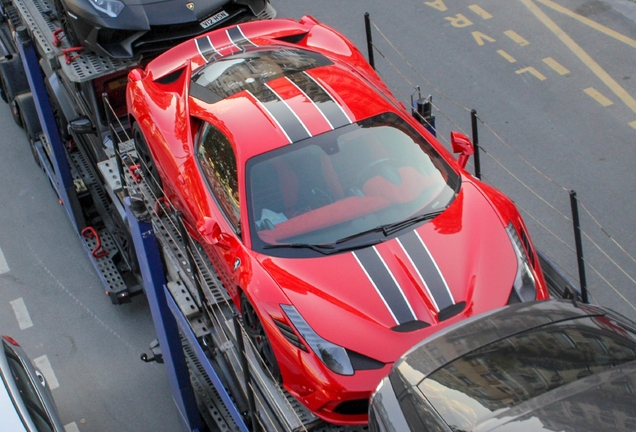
[[119, 137, 368, 432]]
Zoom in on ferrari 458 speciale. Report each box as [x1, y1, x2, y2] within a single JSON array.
[[126, 16, 549, 425]]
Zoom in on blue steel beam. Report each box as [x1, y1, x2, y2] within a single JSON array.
[[15, 26, 82, 229], [126, 198, 203, 432]]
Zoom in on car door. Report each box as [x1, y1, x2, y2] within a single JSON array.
[[195, 122, 246, 301]]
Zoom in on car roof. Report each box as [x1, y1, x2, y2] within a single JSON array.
[[395, 300, 607, 381], [144, 17, 408, 162]]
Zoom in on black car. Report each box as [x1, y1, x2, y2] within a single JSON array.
[[54, 0, 275, 58], [369, 300, 636, 432]]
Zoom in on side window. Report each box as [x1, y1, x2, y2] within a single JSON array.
[[197, 123, 241, 230]]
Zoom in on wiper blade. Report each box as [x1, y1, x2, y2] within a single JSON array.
[[263, 242, 336, 255], [335, 225, 387, 245], [382, 210, 444, 236], [335, 211, 444, 245]]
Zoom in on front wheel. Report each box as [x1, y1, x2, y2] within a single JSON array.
[[240, 293, 281, 383]]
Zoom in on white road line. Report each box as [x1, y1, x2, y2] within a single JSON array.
[[0, 247, 9, 274], [33, 355, 59, 390], [64, 422, 80, 432], [10, 298, 33, 329]]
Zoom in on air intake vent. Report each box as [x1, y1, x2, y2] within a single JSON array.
[[276, 33, 309, 44], [334, 399, 369, 415], [273, 319, 307, 352]]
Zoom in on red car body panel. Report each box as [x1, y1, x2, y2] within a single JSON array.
[[127, 16, 549, 425]]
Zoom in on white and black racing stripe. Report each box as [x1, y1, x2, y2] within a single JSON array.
[[247, 86, 311, 143], [226, 26, 255, 48], [354, 247, 417, 325], [398, 230, 454, 312], [195, 36, 218, 62], [287, 72, 352, 129]]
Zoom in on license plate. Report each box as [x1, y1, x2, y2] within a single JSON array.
[[200, 10, 229, 29]]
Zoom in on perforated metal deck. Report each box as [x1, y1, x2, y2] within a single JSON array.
[[12, 0, 140, 82]]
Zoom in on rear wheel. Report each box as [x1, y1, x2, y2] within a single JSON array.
[[240, 293, 281, 383], [133, 122, 163, 200], [15, 93, 43, 167]]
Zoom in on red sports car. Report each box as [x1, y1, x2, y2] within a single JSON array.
[[126, 16, 549, 425]]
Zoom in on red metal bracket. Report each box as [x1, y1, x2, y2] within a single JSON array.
[[52, 28, 64, 47], [62, 47, 83, 65], [81, 227, 109, 258], [129, 164, 142, 183]]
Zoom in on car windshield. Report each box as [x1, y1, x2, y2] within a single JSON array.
[[417, 316, 636, 431], [246, 112, 459, 255]]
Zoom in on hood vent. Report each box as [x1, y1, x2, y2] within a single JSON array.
[[438, 301, 466, 322], [391, 320, 430, 333]]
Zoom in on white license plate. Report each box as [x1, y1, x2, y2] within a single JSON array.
[[200, 10, 230, 29]]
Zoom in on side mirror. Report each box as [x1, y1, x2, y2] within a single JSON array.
[[196, 216, 229, 249], [128, 68, 146, 83], [450, 131, 474, 169], [68, 116, 95, 135]]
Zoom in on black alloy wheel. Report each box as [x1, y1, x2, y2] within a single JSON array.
[[240, 293, 282, 383]]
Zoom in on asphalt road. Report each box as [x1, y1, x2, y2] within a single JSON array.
[[1, 0, 635, 431]]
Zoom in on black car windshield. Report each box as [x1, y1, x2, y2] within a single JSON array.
[[246, 112, 459, 256], [417, 316, 636, 431]]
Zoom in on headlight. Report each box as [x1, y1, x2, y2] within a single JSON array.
[[281, 305, 354, 375], [89, 0, 124, 18], [506, 222, 536, 302]]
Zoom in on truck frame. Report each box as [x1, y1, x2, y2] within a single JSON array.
[[0, 0, 579, 430]]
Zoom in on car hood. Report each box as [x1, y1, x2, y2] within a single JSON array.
[[123, 0, 243, 26], [258, 181, 518, 363]]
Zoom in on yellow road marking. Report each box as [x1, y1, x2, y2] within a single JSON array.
[[584, 87, 614, 106], [520, 0, 636, 117], [543, 57, 570, 75], [516, 67, 547, 80], [472, 31, 496, 46], [445, 13, 473, 28], [536, 0, 636, 50], [630, 120, 636, 130], [424, 0, 447, 11], [469, 4, 493, 19], [498, 50, 517, 63], [504, 30, 530, 46]]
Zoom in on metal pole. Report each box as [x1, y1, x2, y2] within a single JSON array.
[[364, 13, 375, 70], [569, 190, 588, 303], [233, 315, 259, 431], [102, 93, 125, 188], [470, 109, 481, 180]]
